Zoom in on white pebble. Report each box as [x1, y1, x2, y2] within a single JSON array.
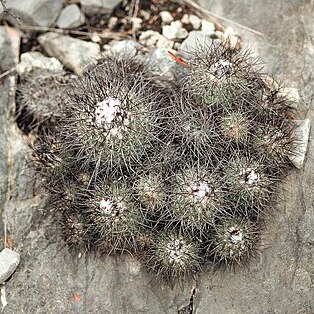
[[162, 21, 188, 40], [107, 16, 118, 29], [181, 14, 190, 24], [190, 14, 201, 29], [160, 11, 174, 24], [201, 20, 215, 34]]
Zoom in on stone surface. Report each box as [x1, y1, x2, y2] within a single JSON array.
[[0, 249, 20, 284], [80, 0, 121, 15], [38, 32, 100, 75], [56, 4, 85, 29], [0, 0, 64, 27], [0, 1, 314, 313], [16, 51, 63, 76]]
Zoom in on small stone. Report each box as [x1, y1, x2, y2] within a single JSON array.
[[201, 20, 216, 34], [131, 17, 143, 32], [156, 35, 174, 49], [148, 48, 176, 81], [224, 26, 238, 37], [279, 87, 300, 108], [139, 30, 161, 47], [181, 14, 190, 25], [160, 11, 174, 24], [162, 21, 188, 40], [0, 0, 63, 27], [16, 51, 63, 76], [38, 32, 100, 75], [190, 14, 201, 30], [80, 0, 121, 15], [56, 4, 86, 29], [289, 119, 310, 169], [0, 248, 20, 284], [111, 40, 141, 57], [140, 9, 150, 21], [107, 16, 118, 30], [180, 31, 213, 57]]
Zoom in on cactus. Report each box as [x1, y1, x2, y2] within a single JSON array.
[[22, 43, 300, 282], [142, 230, 202, 282], [205, 215, 260, 268]]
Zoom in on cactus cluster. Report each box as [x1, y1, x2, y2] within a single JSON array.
[[19, 42, 299, 283]]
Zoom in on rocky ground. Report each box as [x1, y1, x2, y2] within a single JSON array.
[[0, 0, 313, 313]]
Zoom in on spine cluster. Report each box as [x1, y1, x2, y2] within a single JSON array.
[[20, 43, 299, 283]]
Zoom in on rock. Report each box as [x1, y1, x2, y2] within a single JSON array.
[[289, 119, 310, 169], [0, 0, 63, 27], [190, 14, 201, 30], [181, 14, 190, 25], [56, 4, 85, 29], [180, 31, 213, 57], [162, 21, 188, 40], [38, 32, 100, 75], [139, 30, 161, 47], [148, 48, 176, 80], [147, 47, 188, 82], [156, 35, 174, 49], [0, 249, 20, 284], [130, 17, 142, 32], [16, 51, 63, 76], [201, 19, 216, 34], [279, 87, 300, 108], [107, 16, 118, 30], [80, 0, 121, 15], [159, 11, 173, 24], [111, 40, 141, 57]]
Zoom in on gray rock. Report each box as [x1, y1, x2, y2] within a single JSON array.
[[180, 31, 213, 56], [38, 32, 100, 75], [16, 51, 63, 76], [80, 0, 121, 15], [56, 4, 85, 29], [160, 11, 174, 24], [0, 249, 20, 284], [111, 40, 141, 57], [0, 0, 64, 27], [147, 48, 187, 82], [162, 21, 188, 40], [289, 119, 311, 169]]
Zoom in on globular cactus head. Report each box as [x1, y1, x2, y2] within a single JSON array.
[[57, 55, 168, 177], [142, 230, 202, 282], [205, 215, 260, 268]]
